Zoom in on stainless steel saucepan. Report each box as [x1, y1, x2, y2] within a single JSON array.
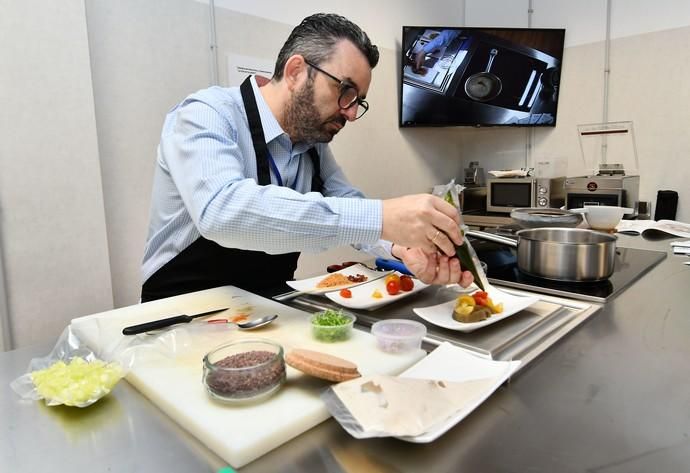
[[467, 227, 617, 282], [464, 48, 502, 102]]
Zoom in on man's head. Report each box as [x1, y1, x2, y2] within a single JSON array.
[[272, 13, 379, 144], [274, 13, 379, 79]]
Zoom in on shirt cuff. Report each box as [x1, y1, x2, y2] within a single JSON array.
[[326, 197, 382, 245]]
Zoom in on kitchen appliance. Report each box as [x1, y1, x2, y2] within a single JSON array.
[[400, 26, 565, 127], [468, 228, 617, 282], [463, 161, 485, 186], [464, 48, 502, 102], [564, 173, 639, 209], [461, 186, 487, 213], [486, 176, 565, 213], [654, 190, 678, 220], [467, 229, 666, 302], [568, 122, 640, 210]]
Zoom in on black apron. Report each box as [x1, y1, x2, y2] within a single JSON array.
[[141, 77, 323, 302]]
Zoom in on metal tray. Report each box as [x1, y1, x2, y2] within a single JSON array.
[[277, 285, 600, 369]]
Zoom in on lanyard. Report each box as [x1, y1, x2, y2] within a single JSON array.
[[267, 150, 298, 190]]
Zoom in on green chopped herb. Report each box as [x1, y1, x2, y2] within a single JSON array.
[[311, 309, 353, 342], [312, 309, 350, 326]]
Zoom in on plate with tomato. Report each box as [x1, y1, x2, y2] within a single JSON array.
[[412, 285, 539, 332], [286, 263, 393, 295], [324, 272, 430, 310]]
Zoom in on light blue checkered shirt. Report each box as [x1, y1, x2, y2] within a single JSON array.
[[142, 76, 390, 283]]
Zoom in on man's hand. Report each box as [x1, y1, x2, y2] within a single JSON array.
[[394, 246, 474, 287], [413, 51, 425, 72], [381, 194, 462, 257]]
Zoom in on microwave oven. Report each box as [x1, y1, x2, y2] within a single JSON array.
[[486, 176, 566, 213]]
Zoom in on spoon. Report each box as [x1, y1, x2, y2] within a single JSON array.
[[207, 314, 279, 330]]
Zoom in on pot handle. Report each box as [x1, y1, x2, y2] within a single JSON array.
[[466, 230, 518, 248], [485, 49, 498, 73]]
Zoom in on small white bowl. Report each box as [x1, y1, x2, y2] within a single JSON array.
[[571, 205, 633, 231]]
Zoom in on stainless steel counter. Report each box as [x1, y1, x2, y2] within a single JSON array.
[[2, 235, 690, 472]]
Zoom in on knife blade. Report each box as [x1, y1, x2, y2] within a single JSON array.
[[122, 307, 230, 335]]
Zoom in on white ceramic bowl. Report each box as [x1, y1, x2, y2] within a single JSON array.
[[571, 205, 633, 231]]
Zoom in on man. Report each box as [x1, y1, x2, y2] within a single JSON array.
[[413, 29, 461, 72], [141, 13, 473, 302]]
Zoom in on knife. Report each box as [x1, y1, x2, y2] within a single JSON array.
[[122, 307, 230, 335]]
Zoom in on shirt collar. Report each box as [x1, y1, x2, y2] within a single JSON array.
[[250, 76, 286, 144], [249, 76, 314, 156]]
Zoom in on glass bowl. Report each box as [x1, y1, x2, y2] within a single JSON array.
[[371, 319, 427, 353], [310, 310, 356, 342], [202, 339, 286, 403]]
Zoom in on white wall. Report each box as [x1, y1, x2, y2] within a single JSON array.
[[85, 0, 211, 308], [0, 0, 113, 348], [207, 0, 465, 51]]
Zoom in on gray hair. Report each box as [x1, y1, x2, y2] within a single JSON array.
[[273, 13, 379, 80]]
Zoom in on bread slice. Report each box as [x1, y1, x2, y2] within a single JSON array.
[[285, 348, 361, 382]]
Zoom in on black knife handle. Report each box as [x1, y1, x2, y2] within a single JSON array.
[[122, 314, 193, 335]]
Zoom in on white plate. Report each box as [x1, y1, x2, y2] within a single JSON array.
[[397, 342, 520, 443], [324, 272, 429, 310], [286, 264, 392, 295], [412, 285, 539, 333]]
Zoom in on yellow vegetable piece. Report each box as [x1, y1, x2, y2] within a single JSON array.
[[31, 357, 123, 407], [457, 295, 476, 307], [385, 274, 401, 285], [372, 289, 383, 299], [454, 303, 474, 316]]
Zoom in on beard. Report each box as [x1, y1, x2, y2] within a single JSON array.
[[283, 78, 346, 144]]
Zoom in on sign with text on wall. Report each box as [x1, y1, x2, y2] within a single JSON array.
[[227, 53, 274, 86]]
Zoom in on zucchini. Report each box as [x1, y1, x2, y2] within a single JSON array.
[[438, 183, 488, 291]]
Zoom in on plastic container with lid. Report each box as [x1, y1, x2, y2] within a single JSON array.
[[310, 310, 356, 342], [202, 339, 286, 403], [371, 319, 427, 353]]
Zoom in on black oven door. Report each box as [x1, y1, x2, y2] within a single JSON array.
[[488, 181, 533, 211], [566, 193, 621, 209]]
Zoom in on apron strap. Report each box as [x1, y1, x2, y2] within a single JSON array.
[[240, 77, 271, 185]]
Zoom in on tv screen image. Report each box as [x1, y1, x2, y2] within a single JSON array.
[[400, 27, 565, 127]]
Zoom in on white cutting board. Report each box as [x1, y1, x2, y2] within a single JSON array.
[[70, 286, 425, 468]]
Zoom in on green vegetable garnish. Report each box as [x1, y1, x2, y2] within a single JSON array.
[[311, 309, 353, 342], [31, 357, 123, 407], [313, 309, 350, 326]]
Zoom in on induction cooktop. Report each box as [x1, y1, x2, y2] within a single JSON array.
[[469, 236, 667, 303]]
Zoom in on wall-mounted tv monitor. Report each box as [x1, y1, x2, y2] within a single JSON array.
[[400, 26, 565, 127]]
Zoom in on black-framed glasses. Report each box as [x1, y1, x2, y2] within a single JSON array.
[[304, 60, 369, 119]]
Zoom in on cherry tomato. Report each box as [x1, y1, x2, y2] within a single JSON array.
[[386, 280, 401, 295], [472, 291, 489, 306], [339, 288, 352, 298], [400, 275, 414, 292], [385, 274, 401, 285]]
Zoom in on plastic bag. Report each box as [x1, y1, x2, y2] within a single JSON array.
[[9, 325, 132, 407], [11, 306, 247, 408], [432, 179, 489, 291]]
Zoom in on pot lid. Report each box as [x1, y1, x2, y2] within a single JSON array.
[[510, 208, 583, 228]]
